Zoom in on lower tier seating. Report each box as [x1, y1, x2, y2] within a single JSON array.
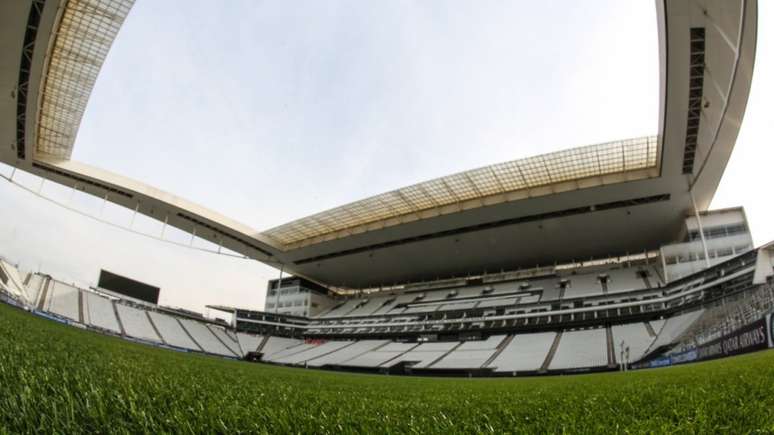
[[612, 322, 654, 363], [431, 335, 506, 369], [549, 328, 608, 370], [45, 281, 81, 321], [115, 303, 161, 342], [83, 291, 121, 334], [489, 332, 556, 372], [178, 318, 237, 357], [307, 340, 390, 367], [147, 311, 201, 350], [236, 332, 264, 354]]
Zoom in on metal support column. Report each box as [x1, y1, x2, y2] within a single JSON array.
[[275, 266, 283, 314], [690, 188, 712, 269]]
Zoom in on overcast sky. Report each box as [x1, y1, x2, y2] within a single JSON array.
[[1, 1, 772, 315]]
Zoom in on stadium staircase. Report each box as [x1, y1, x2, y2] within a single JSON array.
[[540, 331, 563, 372], [176, 318, 204, 352], [641, 273, 653, 289], [644, 322, 657, 337], [605, 326, 616, 367], [206, 325, 240, 357], [111, 301, 126, 336], [380, 343, 422, 368], [426, 342, 464, 368], [35, 278, 50, 311], [482, 334, 514, 368], [77, 290, 84, 324], [256, 335, 270, 353], [338, 340, 393, 366], [145, 312, 167, 345], [305, 341, 359, 365]]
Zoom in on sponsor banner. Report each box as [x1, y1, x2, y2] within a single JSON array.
[[695, 318, 768, 361], [768, 313, 774, 348], [648, 357, 672, 368], [670, 349, 698, 364]]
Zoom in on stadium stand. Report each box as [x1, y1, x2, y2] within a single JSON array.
[[381, 341, 460, 369], [611, 323, 654, 364], [178, 318, 237, 357], [263, 342, 317, 362], [207, 325, 243, 356], [259, 336, 303, 358], [115, 303, 162, 343], [24, 274, 46, 308], [432, 335, 506, 369], [236, 332, 264, 354], [307, 340, 390, 367], [45, 281, 81, 321], [83, 291, 122, 334], [272, 341, 354, 365], [564, 273, 604, 298], [549, 328, 609, 370], [489, 332, 556, 372], [147, 311, 202, 351], [343, 342, 419, 368], [645, 309, 705, 354], [671, 284, 774, 352], [0, 259, 28, 302], [345, 297, 391, 317]]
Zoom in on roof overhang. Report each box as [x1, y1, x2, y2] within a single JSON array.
[[0, 0, 758, 290]]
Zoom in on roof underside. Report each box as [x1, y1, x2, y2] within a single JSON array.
[[0, 0, 757, 290], [36, 0, 134, 160], [265, 136, 659, 248]]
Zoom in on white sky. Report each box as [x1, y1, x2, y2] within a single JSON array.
[[1, 1, 772, 314]]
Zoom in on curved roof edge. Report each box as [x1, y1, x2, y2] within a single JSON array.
[[264, 136, 660, 249], [35, 0, 135, 160]]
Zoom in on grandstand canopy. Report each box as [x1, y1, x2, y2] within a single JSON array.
[[0, 0, 758, 289]]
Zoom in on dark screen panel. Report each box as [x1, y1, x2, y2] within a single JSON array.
[[98, 270, 160, 304]]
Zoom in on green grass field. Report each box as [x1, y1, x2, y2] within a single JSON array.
[[1, 303, 773, 434]]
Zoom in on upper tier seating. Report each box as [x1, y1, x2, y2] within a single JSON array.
[[432, 335, 506, 369], [45, 281, 80, 321], [236, 332, 263, 354], [611, 322, 654, 363], [307, 340, 390, 367], [564, 273, 603, 298], [345, 296, 392, 317], [549, 328, 608, 370], [178, 318, 236, 357], [476, 297, 518, 308], [490, 332, 556, 372], [147, 311, 201, 350], [115, 303, 161, 342], [438, 301, 478, 311], [371, 294, 416, 316], [607, 268, 648, 294], [83, 291, 121, 333], [321, 299, 362, 318]]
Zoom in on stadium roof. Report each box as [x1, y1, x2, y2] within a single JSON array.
[[264, 136, 659, 249], [0, 0, 759, 289]]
